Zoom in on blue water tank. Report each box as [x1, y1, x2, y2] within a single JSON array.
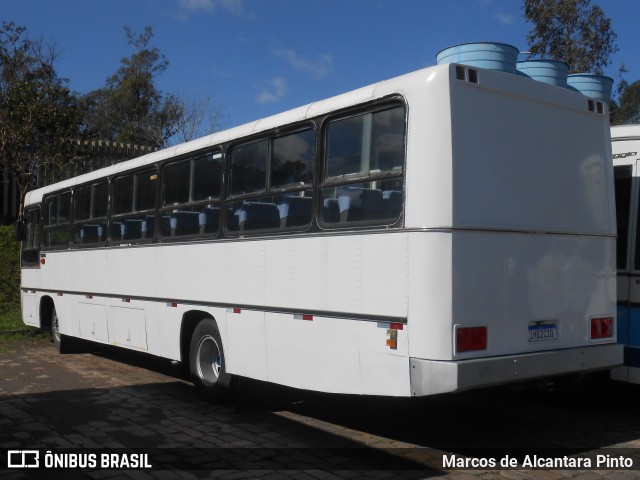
[[436, 42, 519, 74], [567, 74, 614, 105], [516, 60, 569, 88]]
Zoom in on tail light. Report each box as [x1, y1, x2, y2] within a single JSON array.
[[591, 317, 614, 340], [456, 326, 487, 353]]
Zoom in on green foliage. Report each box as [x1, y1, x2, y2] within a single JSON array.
[[611, 81, 640, 125], [0, 21, 85, 209], [81, 26, 182, 148], [0, 225, 20, 314], [524, 0, 618, 74]]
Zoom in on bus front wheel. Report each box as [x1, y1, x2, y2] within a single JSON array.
[[189, 318, 233, 402]]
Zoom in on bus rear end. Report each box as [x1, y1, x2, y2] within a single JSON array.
[[407, 64, 621, 395]]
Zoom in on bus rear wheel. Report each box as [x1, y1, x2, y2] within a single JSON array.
[[51, 307, 62, 352], [189, 318, 233, 402]]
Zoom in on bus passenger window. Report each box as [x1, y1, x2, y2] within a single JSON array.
[[73, 182, 108, 246], [271, 130, 314, 188], [230, 140, 268, 196], [321, 104, 405, 227], [44, 192, 71, 248], [111, 169, 157, 242]]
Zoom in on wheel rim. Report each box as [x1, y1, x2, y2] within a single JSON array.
[[52, 312, 61, 344], [195, 335, 222, 386]]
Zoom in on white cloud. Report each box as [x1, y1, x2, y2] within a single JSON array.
[[255, 77, 287, 105], [273, 48, 333, 78], [176, 0, 250, 18], [494, 11, 514, 26]]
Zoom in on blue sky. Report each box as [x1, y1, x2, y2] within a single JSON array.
[[4, 0, 639, 133]]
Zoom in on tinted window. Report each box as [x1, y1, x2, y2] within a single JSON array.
[[325, 106, 405, 179], [230, 140, 268, 195], [271, 130, 314, 188]]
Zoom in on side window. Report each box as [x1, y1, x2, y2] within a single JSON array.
[[322, 104, 405, 226], [110, 169, 157, 242], [615, 166, 632, 270], [160, 152, 223, 238], [43, 192, 71, 248], [73, 182, 108, 246], [230, 140, 268, 196], [21, 207, 41, 266], [226, 129, 315, 234]]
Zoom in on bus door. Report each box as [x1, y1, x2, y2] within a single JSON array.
[[612, 160, 639, 382]]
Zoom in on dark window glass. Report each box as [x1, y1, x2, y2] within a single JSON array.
[[615, 166, 632, 270], [230, 140, 268, 195], [226, 192, 313, 233], [163, 161, 191, 206], [44, 193, 71, 248], [325, 106, 405, 179], [93, 183, 109, 218], [21, 208, 40, 264], [113, 170, 155, 215], [192, 154, 222, 201], [24, 208, 40, 251], [271, 130, 314, 188], [135, 170, 156, 212], [75, 182, 108, 221], [74, 186, 91, 221], [73, 182, 108, 246], [113, 175, 133, 215], [321, 179, 403, 225]]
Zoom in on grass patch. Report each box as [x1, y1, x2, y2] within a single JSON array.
[[0, 309, 47, 349], [0, 309, 24, 330]]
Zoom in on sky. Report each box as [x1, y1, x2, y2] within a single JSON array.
[[3, 0, 640, 134]]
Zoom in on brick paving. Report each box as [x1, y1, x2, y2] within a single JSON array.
[[1, 339, 640, 479]]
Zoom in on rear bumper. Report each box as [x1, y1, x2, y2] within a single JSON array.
[[409, 343, 623, 396]]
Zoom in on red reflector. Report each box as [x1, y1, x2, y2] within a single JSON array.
[[390, 323, 404, 330], [591, 317, 614, 339], [40, 258, 46, 265], [302, 314, 313, 321], [171, 302, 178, 308], [233, 308, 241, 314], [123, 298, 130, 303], [456, 326, 487, 353]]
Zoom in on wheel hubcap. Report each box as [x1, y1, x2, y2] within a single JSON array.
[[196, 335, 222, 386]]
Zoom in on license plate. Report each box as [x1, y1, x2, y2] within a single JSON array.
[[528, 323, 557, 342]]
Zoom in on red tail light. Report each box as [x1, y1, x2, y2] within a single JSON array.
[[591, 317, 613, 340], [456, 326, 487, 353]]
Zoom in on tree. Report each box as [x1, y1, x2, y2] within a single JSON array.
[[171, 92, 226, 145], [524, 0, 618, 74], [82, 26, 182, 148], [611, 81, 640, 125], [0, 21, 83, 216]]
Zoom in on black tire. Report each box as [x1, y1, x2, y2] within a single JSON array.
[[51, 307, 62, 352], [189, 318, 233, 402]]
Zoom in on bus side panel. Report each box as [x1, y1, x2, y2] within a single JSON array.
[[406, 232, 453, 360], [263, 313, 410, 396]]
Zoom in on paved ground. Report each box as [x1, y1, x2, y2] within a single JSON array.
[[1, 339, 640, 479]]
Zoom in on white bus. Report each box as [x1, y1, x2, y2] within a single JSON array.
[[16, 60, 621, 400], [611, 125, 640, 384]]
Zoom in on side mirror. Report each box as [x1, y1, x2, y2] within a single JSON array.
[[13, 220, 25, 242]]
